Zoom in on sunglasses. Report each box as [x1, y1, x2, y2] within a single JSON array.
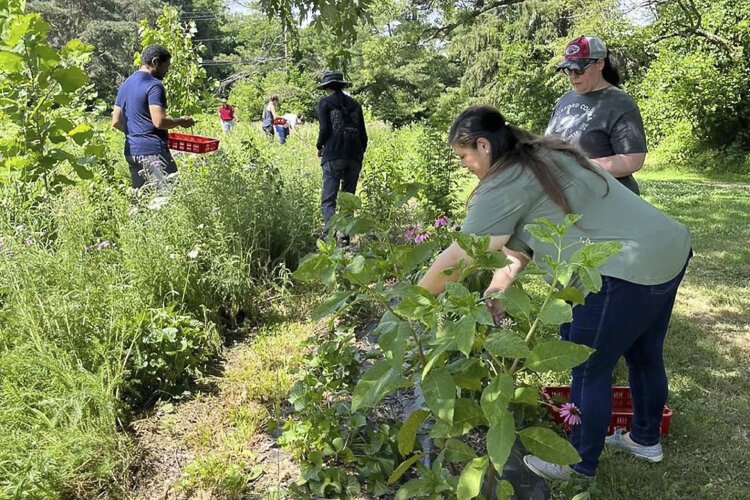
[[561, 60, 597, 76]]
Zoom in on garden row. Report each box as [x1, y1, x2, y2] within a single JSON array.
[[0, 120, 458, 497]]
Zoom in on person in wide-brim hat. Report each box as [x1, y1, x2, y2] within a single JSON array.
[[317, 71, 350, 89]]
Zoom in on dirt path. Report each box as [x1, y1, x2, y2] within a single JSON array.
[[127, 325, 308, 499]]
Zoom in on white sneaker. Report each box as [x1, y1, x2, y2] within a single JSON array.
[[605, 430, 664, 463], [523, 455, 591, 481]]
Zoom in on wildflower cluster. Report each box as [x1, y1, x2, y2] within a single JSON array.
[[404, 215, 453, 245]]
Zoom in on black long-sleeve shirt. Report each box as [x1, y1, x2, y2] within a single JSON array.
[[316, 91, 368, 163]]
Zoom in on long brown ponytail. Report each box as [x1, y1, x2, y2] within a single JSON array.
[[448, 106, 609, 214]]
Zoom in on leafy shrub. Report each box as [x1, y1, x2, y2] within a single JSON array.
[[361, 124, 460, 226], [124, 305, 220, 406]]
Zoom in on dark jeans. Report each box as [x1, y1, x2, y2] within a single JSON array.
[[125, 148, 177, 189], [321, 158, 362, 237], [560, 253, 691, 477]]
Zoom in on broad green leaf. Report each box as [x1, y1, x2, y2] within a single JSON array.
[[475, 250, 511, 270], [61, 39, 91, 58], [486, 410, 515, 471], [379, 320, 411, 371], [557, 264, 575, 288], [421, 368, 455, 423], [398, 410, 429, 456], [501, 286, 531, 320], [395, 477, 431, 500], [312, 291, 351, 320], [579, 267, 602, 292], [484, 330, 530, 359], [421, 336, 453, 380], [481, 373, 514, 425], [553, 287, 585, 305], [518, 427, 581, 465], [453, 317, 476, 357], [560, 213, 583, 230], [448, 357, 488, 391], [430, 398, 486, 438], [84, 142, 105, 158], [525, 223, 556, 244], [496, 480, 515, 500], [513, 386, 539, 406], [374, 311, 399, 336], [456, 456, 489, 499], [343, 215, 380, 235], [388, 453, 423, 484], [444, 438, 477, 464], [71, 162, 93, 180], [345, 255, 379, 283], [0, 51, 24, 73], [394, 285, 437, 321], [293, 253, 336, 288], [526, 340, 594, 373], [68, 123, 93, 145], [351, 360, 409, 413], [336, 191, 361, 212], [53, 66, 88, 92], [395, 242, 438, 275], [34, 45, 60, 69], [571, 241, 622, 267], [538, 298, 573, 325]]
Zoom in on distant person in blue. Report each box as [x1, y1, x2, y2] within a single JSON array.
[[112, 44, 195, 189]]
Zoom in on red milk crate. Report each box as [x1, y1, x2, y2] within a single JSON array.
[[168, 133, 220, 154], [543, 386, 672, 436]]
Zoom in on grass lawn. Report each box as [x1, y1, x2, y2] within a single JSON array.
[[588, 171, 750, 499]]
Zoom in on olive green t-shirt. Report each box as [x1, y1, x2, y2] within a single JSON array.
[[461, 150, 691, 285]]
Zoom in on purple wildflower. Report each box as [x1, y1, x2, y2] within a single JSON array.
[[405, 227, 416, 241], [559, 402, 582, 426], [96, 240, 111, 251], [434, 215, 450, 229], [414, 232, 431, 244]]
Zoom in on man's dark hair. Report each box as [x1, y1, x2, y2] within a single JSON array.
[[141, 45, 172, 67]]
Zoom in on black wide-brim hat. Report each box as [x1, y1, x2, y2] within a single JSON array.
[[317, 70, 350, 89]]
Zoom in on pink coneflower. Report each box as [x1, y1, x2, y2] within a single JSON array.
[[434, 215, 450, 229], [414, 232, 431, 244], [559, 402, 582, 426], [405, 227, 416, 241]]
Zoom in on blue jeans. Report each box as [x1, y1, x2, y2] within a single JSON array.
[[275, 125, 287, 144], [561, 253, 691, 476], [321, 158, 362, 237]]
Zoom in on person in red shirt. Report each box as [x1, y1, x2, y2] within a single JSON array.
[[219, 100, 235, 133]]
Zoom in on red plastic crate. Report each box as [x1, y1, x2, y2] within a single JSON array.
[[168, 132, 220, 154], [543, 386, 672, 436]]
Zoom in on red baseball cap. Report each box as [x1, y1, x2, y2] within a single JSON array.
[[557, 35, 608, 71]]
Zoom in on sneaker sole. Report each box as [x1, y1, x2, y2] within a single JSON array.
[[607, 441, 664, 463]]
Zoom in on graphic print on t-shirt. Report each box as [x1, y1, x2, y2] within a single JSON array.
[[552, 101, 597, 142]]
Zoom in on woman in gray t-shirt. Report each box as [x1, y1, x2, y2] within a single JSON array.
[[418, 105, 690, 482], [546, 35, 647, 195]]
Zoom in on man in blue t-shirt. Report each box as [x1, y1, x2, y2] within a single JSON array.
[[112, 44, 195, 189]]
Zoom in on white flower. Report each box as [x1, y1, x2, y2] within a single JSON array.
[[169, 253, 177, 260], [187, 247, 200, 259]]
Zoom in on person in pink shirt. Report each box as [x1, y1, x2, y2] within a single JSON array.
[[219, 100, 235, 133]]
